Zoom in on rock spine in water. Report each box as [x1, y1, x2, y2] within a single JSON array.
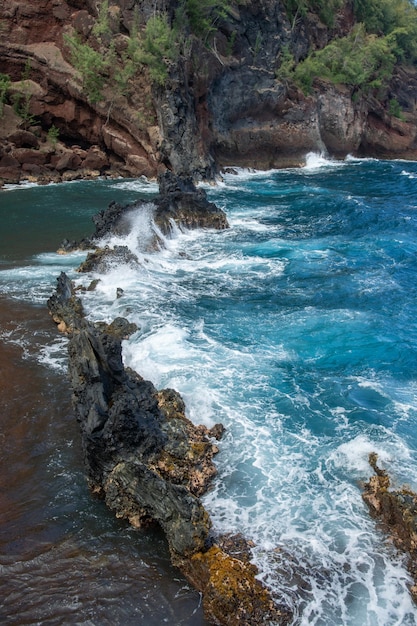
[[48, 176, 291, 626]]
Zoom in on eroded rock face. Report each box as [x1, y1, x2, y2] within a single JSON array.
[[2, 0, 417, 186], [0, 1, 160, 184]]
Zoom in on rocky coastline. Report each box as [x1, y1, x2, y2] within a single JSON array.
[[47, 175, 291, 625]]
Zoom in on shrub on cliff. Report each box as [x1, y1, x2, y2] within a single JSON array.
[[0, 73, 10, 118], [353, 0, 417, 63], [64, 33, 109, 103], [178, 0, 233, 39], [283, 0, 343, 28], [139, 15, 179, 85], [291, 24, 396, 93]]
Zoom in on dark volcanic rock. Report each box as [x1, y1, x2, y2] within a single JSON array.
[[60, 172, 229, 265], [77, 245, 140, 273], [89, 172, 229, 243], [47, 271, 291, 625], [47, 272, 218, 555], [154, 171, 229, 233]]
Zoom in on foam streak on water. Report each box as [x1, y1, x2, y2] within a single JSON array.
[[2, 157, 417, 624]]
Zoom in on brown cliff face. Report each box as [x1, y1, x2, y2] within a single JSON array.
[[1, 0, 417, 187], [0, 0, 162, 184]]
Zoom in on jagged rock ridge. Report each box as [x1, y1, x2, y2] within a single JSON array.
[[47, 178, 291, 625], [363, 453, 417, 602], [47, 272, 291, 625]]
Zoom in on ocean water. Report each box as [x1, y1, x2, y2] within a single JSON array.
[[1, 155, 417, 625]]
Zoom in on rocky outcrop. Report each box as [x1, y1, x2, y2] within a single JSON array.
[[47, 271, 291, 625], [58, 172, 229, 267], [363, 453, 417, 601], [46, 184, 290, 623], [154, 170, 229, 232], [88, 171, 229, 242]]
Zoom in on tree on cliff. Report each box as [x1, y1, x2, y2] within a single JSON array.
[[278, 0, 417, 99]]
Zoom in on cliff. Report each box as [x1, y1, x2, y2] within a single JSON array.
[[1, 0, 417, 185]]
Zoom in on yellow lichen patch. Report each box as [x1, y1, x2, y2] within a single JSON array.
[[186, 545, 289, 626]]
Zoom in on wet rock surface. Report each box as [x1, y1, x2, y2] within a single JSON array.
[[47, 271, 291, 625], [363, 453, 417, 601], [58, 173, 229, 269], [153, 171, 229, 233]]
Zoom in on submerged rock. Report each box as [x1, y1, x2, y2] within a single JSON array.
[[47, 271, 291, 625], [363, 453, 417, 601]]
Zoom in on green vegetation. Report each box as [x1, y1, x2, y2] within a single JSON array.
[[353, 0, 417, 63], [178, 0, 233, 39], [277, 0, 417, 104], [0, 73, 10, 117], [283, 0, 343, 28], [225, 30, 237, 56], [388, 97, 405, 119], [139, 15, 178, 85], [11, 61, 37, 128], [22, 58, 32, 81], [92, 0, 111, 39], [64, 0, 238, 97], [47, 125, 60, 146], [12, 89, 37, 128], [289, 24, 396, 93], [64, 33, 110, 102]]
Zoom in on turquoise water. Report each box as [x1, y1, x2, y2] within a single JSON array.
[[1, 156, 417, 624]]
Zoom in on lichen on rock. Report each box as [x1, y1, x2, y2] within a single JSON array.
[[363, 452, 417, 601]]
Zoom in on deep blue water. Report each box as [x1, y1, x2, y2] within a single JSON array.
[[1, 155, 417, 624]]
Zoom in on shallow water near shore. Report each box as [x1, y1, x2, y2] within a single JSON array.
[[1, 157, 417, 624]]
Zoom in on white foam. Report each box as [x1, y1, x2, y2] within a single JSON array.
[[2, 181, 41, 191], [31, 165, 417, 625], [303, 151, 345, 171], [109, 177, 158, 193], [401, 170, 417, 179], [220, 166, 280, 181], [37, 336, 69, 372]]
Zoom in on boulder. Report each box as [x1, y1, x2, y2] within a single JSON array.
[[8, 129, 39, 148], [0, 153, 20, 168], [82, 146, 109, 171], [12, 147, 47, 166], [0, 165, 21, 183], [54, 150, 83, 171]]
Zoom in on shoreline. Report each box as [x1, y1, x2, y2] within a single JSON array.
[[3, 163, 416, 620], [4, 151, 417, 193]]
